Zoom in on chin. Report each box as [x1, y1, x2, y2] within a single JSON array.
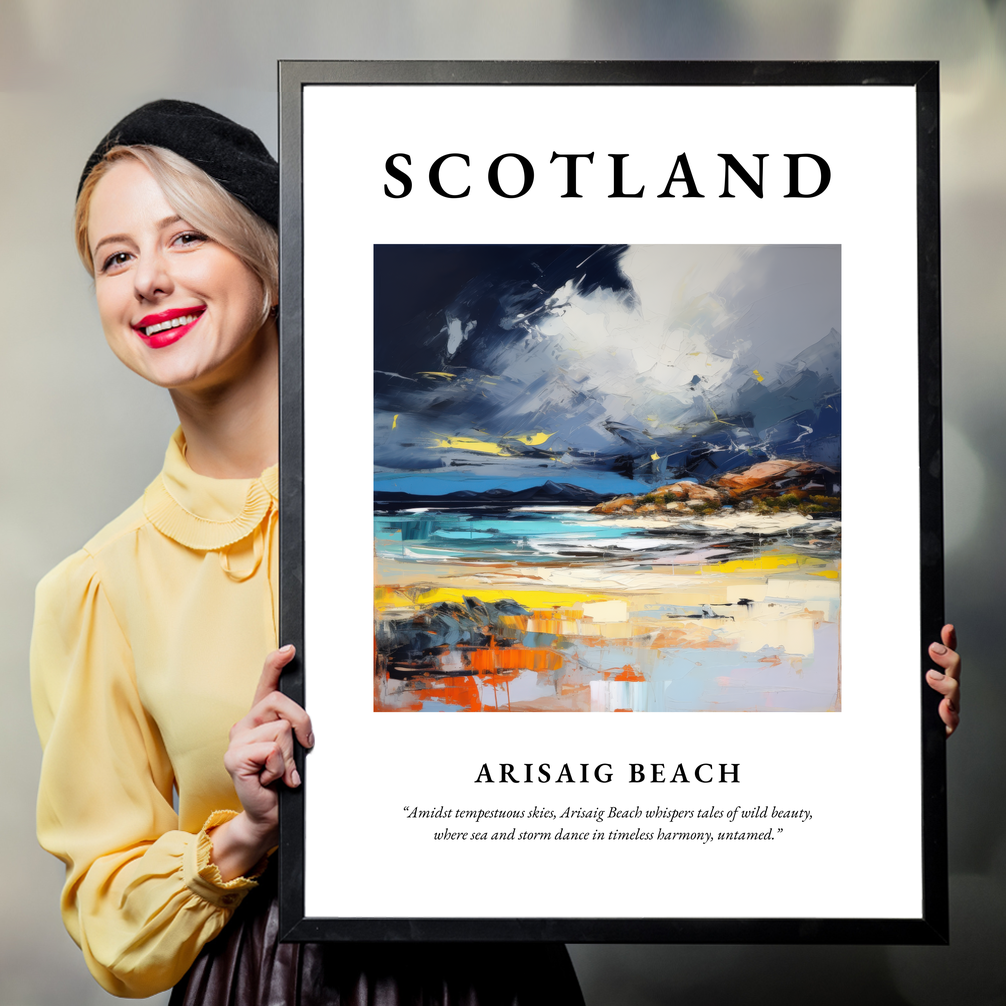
[[109, 321, 271, 393], [121, 353, 217, 391], [163, 362, 228, 391]]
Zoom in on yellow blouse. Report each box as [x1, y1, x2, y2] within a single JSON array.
[[31, 428, 279, 998]]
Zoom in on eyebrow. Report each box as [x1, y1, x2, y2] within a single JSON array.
[[91, 214, 185, 258]]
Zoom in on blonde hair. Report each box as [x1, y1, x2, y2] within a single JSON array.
[[75, 145, 278, 322]]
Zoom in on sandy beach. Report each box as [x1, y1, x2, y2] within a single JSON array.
[[374, 512, 841, 712]]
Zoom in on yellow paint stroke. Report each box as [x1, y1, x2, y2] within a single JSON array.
[[430, 431, 553, 454], [698, 553, 840, 576], [392, 414, 399, 428], [705, 399, 724, 423], [753, 369, 765, 382], [650, 453, 661, 461], [432, 436, 506, 455], [507, 431, 553, 446], [375, 585, 612, 611], [418, 371, 456, 379]]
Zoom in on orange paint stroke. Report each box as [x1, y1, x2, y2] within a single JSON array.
[[613, 664, 645, 681], [465, 645, 563, 673], [405, 673, 484, 711]]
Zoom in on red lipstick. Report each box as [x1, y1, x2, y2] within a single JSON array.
[[132, 306, 206, 349]]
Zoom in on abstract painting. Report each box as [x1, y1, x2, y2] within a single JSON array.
[[374, 245, 841, 712]]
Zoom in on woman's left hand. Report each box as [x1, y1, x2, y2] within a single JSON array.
[[926, 624, 961, 737]]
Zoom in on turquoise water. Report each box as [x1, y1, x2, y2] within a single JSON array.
[[374, 508, 838, 566]]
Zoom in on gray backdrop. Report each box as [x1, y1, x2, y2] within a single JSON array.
[[2, 2, 1003, 1003]]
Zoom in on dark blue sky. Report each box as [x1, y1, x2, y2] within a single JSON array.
[[374, 244, 840, 487]]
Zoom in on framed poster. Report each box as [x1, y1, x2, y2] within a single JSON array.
[[277, 61, 946, 943]]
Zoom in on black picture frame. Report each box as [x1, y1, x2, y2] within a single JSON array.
[[277, 60, 945, 944]]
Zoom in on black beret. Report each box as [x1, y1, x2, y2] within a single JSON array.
[[78, 99, 278, 228]]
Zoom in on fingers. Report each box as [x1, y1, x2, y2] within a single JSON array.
[[233, 689, 314, 750], [244, 644, 314, 750], [252, 740, 287, 788], [926, 666, 960, 737], [941, 623, 958, 653], [940, 698, 961, 737], [226, 720, 301, 788], [928, 643, 961, 679], [225, 645, 313, 805], [225, 739, 289, 788], [926, 667, 959, 706], [221, 646, 311, 834], [927, 626, 961, 737], [930, 690, 960, 736], [252, 644, 297, 706]]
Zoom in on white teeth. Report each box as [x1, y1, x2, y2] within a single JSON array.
[[142, 313, 199, 337]]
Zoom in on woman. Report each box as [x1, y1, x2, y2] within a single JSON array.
[[31, 100, 586, 1003]]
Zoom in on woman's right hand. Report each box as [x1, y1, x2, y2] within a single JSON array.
[[209, 645, 314, 881]]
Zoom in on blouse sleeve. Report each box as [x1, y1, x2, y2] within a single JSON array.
[[31, 549, 262, 998]]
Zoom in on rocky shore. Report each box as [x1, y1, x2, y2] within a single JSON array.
[[589, 460, 841, 517]]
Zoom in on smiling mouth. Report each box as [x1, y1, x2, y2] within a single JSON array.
[[142, 313, 199, 337], [131, 307, 207, 349], [134, 307, 206, 338]]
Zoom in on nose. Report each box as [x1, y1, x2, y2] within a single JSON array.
[[133, 247, 173, 303]]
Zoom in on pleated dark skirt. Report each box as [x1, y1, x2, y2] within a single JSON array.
[[169, 869, 585, 1006]]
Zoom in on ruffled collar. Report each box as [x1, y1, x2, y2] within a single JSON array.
[[143, 428, 278, 551]]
